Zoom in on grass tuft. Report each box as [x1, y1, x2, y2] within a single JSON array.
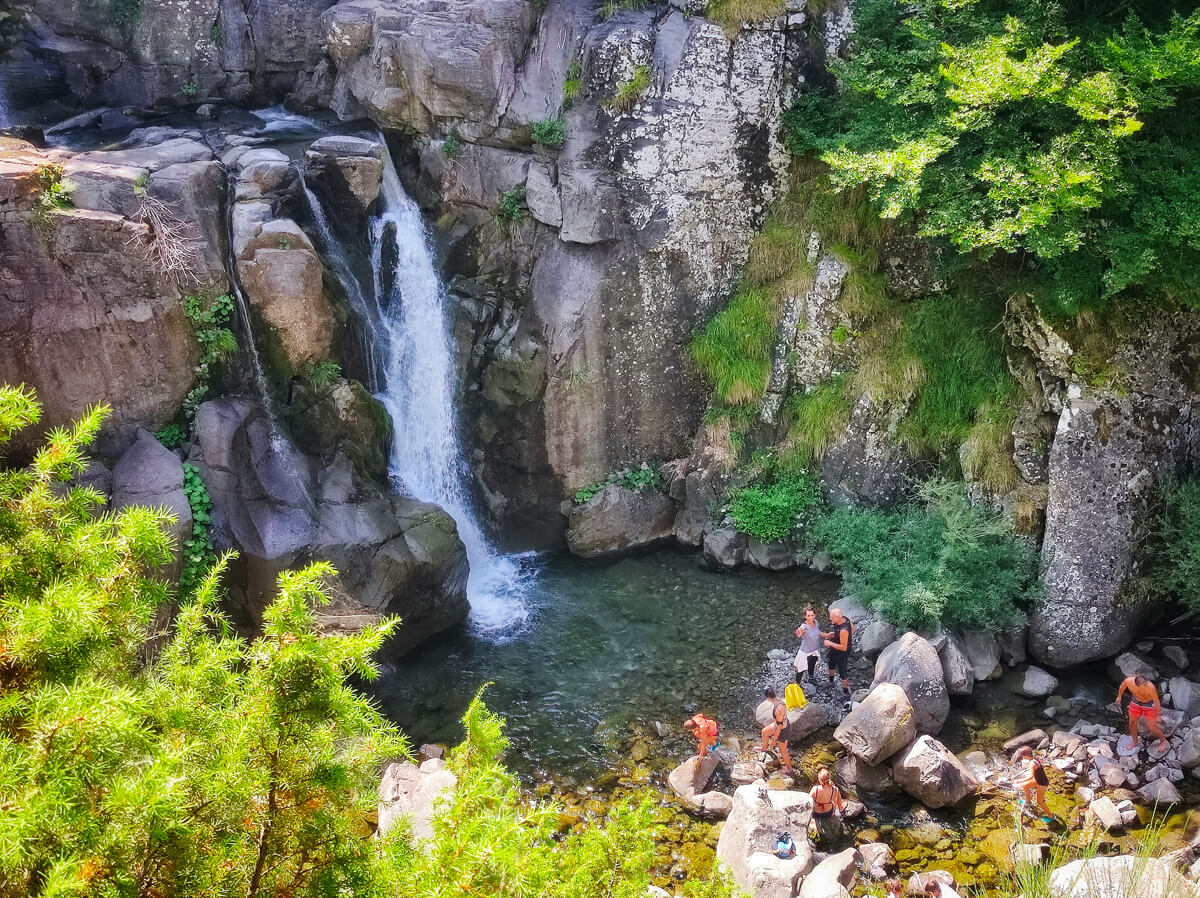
[[781, 374, 854, 469], [961, 402, 1020, 494], [690, 288, 778, 406], [605, 64, 652, 114], [706, 0, 786, 34]]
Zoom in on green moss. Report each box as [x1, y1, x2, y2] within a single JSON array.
[[705, 0, 785, 33], [781, 374, 854, 469], [690, 287, 777, 406]]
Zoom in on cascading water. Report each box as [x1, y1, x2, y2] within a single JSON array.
[[305, 142, 532, 634]]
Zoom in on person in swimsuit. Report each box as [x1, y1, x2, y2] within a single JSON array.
[[794, 605, 823, 686], [923, 881, 963, 898], [1116, 675, 1168, 752], [1011, 745, 1053, 820], [808, 767, 845, 842], [683, 713, 719, 759], [824, 607, 854, 701], [761, 698, 793, 773]]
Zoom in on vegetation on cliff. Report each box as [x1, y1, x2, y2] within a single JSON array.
[[0, 386, 732, 898]]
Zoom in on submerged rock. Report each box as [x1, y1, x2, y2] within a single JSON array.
[[565, 483, 677, 558]]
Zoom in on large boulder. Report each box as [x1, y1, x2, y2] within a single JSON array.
[[1047, 855, 1197, 898], [787, 702, 833, 743], [1168, 677, 1200, 718], [938, 632, 975, 696], [111, 430, 192, 580], [668, 756, 733, 817], [873, 633, 950, 735], [565, 483, 677, 558], [378, 757, 457, 842], [890, 736, 979, 809], [961, 630, 1002, 681], [716, 784, 815, 898], [1019, 666, 1060, 698], [191, 399, 469, 654], [798, 847, 857, 898], [307, 135, 384, 212], [858, 619, 896, 660], [834, 754, 901, 797], [834, 683, 916, 766]]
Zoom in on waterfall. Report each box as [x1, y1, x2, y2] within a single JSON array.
[[305, 144, 533, 635]]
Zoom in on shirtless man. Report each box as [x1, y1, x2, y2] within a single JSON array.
[[1115, 674, 1168, 752]]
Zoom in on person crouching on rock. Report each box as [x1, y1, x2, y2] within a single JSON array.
[[760, 697, 793, 774], [683, 713, 719, 759], [808, 767, 845, 843], [1011, 746, 1053, 821], [1116, 674, 1169, 753]]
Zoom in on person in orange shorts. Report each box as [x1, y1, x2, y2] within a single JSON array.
[[683, 713, 719, 759], [1116, 674, 1168, 752]]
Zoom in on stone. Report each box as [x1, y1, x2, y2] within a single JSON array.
[[378, 757, 457, 842], [1137, 778, 1182, 807], [1003, 729, 1049, 753], [1169, 677, 1200, 717], [834, 683, 916, 765], [1178, 730, 1200, 768], [1109, 652, 1158, 683], [746, 537, 798, 571], [939, 632, 975, 696], [565, 483, 676, 558], [834, 754, 901, 797], [669, 755, 720, 805], [1087, 797, 1125, 832], [907, 871, 956, 894], [111, 430, 192, 579], [715, 784, 815, 898], [858, 619, 896, 660], [787, 702, 832, 743], [873, 633, 950, 735], [890, 735, 980, 808], [1020, 666, 1060, 698], [1012, 844, 1050, 866], [858, 843, 896, 877], [703, 527, 748, 570], [798, 847, 857, 898], [1048, 855, 1198, 898], [999, 625, 1028, 667], [962, 630, 1003, 681], [1163, 646, 1190, 673]]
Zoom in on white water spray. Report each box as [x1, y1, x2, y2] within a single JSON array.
[[358, 147, 533, 634]]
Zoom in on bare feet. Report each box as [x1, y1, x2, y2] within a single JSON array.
[[1158, 739, 1169, 752]]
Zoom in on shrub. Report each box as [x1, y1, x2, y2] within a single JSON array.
[[813, 479, 1040, 631], [728, 470, 822, 542], [690, 287, 777, 405], [155, 422, 186, 449], [442, 129, 463, 159], [30, 162, 73, 234], [181, 293, 237, 420], [605, 64, 652, 114], [531, 118, 566, 149], [563, 59, 583, 106], [1151, 477, 1200, 613], [496, 186, 527, 224], [574, 462, 664, 504]]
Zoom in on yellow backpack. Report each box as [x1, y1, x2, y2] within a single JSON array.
[[784, 682, 807, 710]]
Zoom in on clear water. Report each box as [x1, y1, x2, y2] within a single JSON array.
[[366, 551, 839, 781]]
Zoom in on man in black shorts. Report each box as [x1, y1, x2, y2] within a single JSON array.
[[824, 607, 854, 702]]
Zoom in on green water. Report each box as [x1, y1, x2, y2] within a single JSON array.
[[368, 550, 839, 782]]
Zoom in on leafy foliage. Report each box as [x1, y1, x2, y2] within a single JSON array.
[[496, 186, 527, 224], [1149, 477, 1200, 614], [786, 0, 1200, 315], [606, 64, 652, 114], [30, 163, 73, 235], [302, 359, 342, 391], [574, 462, 664, 505], [178, 462, 215, 597], [690, 287, 777, 405], [531, 118, 566, 149], [154, 422, 186, 449], [728, 469, 822, 542], [181, 293, 237, 420], [180, 81, 198, 98], [814, 479, 1040, 630]]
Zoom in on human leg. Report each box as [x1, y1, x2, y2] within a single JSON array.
[[1035, 784, 1052, 817], [1127, 707, 1141, 747], [807, 652, 818, 681], [778, 742, 793, 773], [1147, 714, 1168, 751]]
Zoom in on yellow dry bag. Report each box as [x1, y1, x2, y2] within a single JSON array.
[[784, 682, 807, 710]]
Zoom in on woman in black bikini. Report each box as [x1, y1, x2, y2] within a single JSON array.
[[761, 701, 793, 774], [1011, 746, 1053, 820]]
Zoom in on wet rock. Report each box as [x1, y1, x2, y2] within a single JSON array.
[[890, 735, 979, 808], [715, 784, 815, 898], [1137, 778, 1182, 807], [1019, 666, 1060, 698], [834, 754, 900, 797], [834, 683, 916, 766], [565, 483, 676, 559], [906, 871, 957, 894], [746, 537, 798, 571], [703, 527, 748, 570], [1169, 677, 1200, 717], [873, 633, 950, 735], [797, 847, 857, 898], [111, 430, 192, 579], [858, 620, 896, 660], [306, 135, 384, 211], [669, 755, 732, 816], [962, 630, 1003, 681], [938, 632, 975, 696], [1003, 729, 1049, 753], [378, 757, 457, 842], [858, 842, 896, 877], [1109, 652, 1158, 683], [1049, 855, 1197, 898], [1087, 796, 1125, 832]]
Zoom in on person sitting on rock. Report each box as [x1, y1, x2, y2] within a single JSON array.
[[1011, 746, 1053, 821], [794, 605, 823, 686], [808, 767, 845, 843], [760, 697, 793, 774], [683, 713, 719, 759], [1116, 674, 1168, 753], [823, 607, 854, 702]]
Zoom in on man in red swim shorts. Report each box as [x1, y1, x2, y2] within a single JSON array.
[[1116, 674, 1168, 752]]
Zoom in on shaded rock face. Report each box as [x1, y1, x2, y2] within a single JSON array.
[[12, 0, 337, 111], [565, 483, 676, 558], [0, 137, 212, 460], [191, 398, 469, 655], [1027, 312, 1200, 667], [111, 429, 192, 580]]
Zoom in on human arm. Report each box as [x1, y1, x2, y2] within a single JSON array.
[[825, 628, 850, 652], [1115, 679, 1129, 705], [834, 786, 846, 814]]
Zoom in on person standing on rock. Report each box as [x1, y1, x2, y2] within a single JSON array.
[[823, 607, 854, 702], [760, 693, 794, 774], [1115, 675, 1168, 753], [794, 605, 823, 686], [683, 713, 719, 759], [808, 767, 845, 843], [1011, 746, 1053, 821]]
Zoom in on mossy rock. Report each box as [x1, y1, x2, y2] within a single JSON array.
[[287, 378, 392, 480]]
